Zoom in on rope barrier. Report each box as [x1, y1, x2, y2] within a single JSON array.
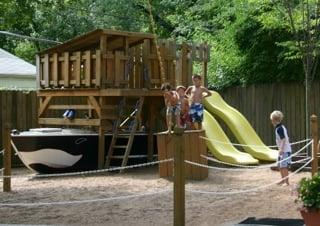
[[185, 156, 311, 172], [0, 189, 171, 207], [186, 157, 313, 195], [200, 136, 311, 149], [0, 158, 173, 179], [201, 140, 312, 169]]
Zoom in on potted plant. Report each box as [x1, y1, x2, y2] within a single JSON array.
[[296, 173, 320, 226]]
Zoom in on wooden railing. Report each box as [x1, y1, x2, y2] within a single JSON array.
[[37, 40, 210, 90]]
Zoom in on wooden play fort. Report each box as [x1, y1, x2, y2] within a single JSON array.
[[36, 29, 210, 171]]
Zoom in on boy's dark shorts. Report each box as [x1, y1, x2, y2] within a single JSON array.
[[189, 103, 204, 123]]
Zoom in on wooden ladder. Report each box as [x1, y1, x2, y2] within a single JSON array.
[[105, 96, 145, 172]]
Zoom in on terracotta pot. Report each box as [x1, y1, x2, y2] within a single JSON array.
[[300, 209, 320, 226]]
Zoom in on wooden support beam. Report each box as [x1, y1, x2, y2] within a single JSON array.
[[173, 127, 185, 226], [3, 123, 12, 192], [148, 101, 156, 161], [100, 34, 107, 87], [311, 115, 318, 176], [75, 51, 81, 87], [181, 43, 188, 86], [37, 88, 163, 97], [63, 52, 70, 87], [142, 39, 151, 89], [98, 126, 105, 169], [43, 54, 50, 88], [95, 50, 101, 87], [36, 55, 41, 89], [38, 96, 52, 117], [48, 105, 94, 110], [84, 50, 91, 87], [38, 118, 101, 126], [88, 96, 101, 118], [52, 53, 58, 86]]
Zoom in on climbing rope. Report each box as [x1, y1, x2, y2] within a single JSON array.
[[146, 0, 166, 84]]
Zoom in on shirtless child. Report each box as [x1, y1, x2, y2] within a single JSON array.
[[185, 74, 211, 129], [161, 83, 181, 133], [176, 85, 191, 129]]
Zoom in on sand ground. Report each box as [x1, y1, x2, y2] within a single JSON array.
[[0, 166, 309, 226]]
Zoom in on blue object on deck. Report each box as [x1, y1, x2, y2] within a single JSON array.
[[63, 109, 76, 119]]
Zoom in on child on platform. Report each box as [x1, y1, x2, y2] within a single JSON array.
[[161, 83, 181, 133], [270, 110, 292, 186], [185, 74, 211, 129], [176, 85, 191, 129]]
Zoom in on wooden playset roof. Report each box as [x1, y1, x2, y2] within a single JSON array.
[[39, 29, 155, 54]]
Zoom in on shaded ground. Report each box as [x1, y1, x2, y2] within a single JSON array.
[[0, 166, 308, 226]]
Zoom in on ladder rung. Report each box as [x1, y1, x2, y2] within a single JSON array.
[[113, 145, 128, 149]]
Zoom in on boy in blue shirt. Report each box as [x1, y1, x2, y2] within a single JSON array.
[[270, 110, 292, 186]]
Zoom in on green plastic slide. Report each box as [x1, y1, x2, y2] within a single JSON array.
[[204, 91, 278, 162], [203, 110, 259, 165]]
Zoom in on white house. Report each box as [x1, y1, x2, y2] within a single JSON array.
[[0, 48, 36, 89]]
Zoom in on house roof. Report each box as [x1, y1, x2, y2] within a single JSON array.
[[39, 29, 155, 55], [0, 48, 36, 77]]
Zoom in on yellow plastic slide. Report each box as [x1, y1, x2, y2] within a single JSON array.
[[204, 91, 278, 162], [203, 110, 259, 165]]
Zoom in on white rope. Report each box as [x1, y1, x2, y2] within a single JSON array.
[[185, 156, 311, 172], [0, 149, 3, 155], [0, 158, 173, 179], [187, 157, 313, 195], [200, 136, 310, 149], [0, 189, 171, 207], [0, 31, 62, 44], [201, 140, 312, 169]]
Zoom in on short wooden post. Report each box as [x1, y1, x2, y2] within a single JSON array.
[[98, 126, 105, 169], [3, 124, 12, 192], [310, 115, 318, 176], [173, 127, 185, 226]]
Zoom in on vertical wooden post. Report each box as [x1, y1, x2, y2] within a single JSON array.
[[3, 123, 11, 192], [173, 127, 185, 226], [147, 100, 155, 161], [311, 115, 318, 176], [181, 43, 188, 87], [100, 34, 107, 88], [98, 126, 105, 169]]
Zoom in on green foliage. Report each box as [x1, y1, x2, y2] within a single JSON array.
[[297, 174, 320, 210], [14, 41, 38, 64], [0, 0, 315, 89]]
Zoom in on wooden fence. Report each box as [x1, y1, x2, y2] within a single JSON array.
[[0, 81, 319, 158], [0, 90, 38, 166], [220, 82, 319, 146]]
